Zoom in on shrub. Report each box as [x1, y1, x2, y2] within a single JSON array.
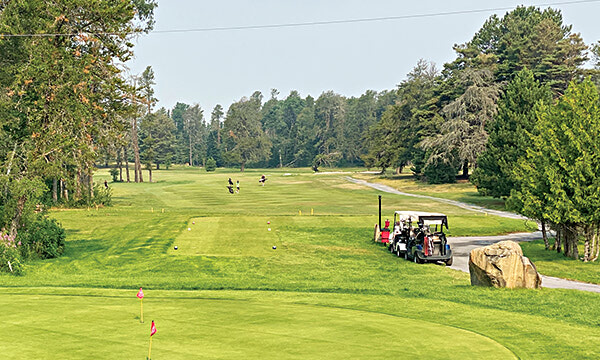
[[17, 217, 66, 259], [0, 230, 24, 275], [92, 184, 112, 207], [205, 157, 217, 172], [423, 161, 457, 184], [109, 168, 119, 182]]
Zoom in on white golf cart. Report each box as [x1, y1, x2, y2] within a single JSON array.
[[388, 211, 453, 266]]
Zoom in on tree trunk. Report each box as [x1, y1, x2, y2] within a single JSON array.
[[148, 166, 153, 183], [75, 171, 82, 199], [52, 178, 58, 203], [189, 134, 193, 166], [241, 162, 245, 172], [564, 224, 579, 259], [59, 179, 64, 200], [462, 160, 469, 178], [555, 225, 562, 253], [88, 167, 94, 200], [541, 220, 549, 250], [131, 115, 142, 182], [124, 147, 130, 183], [584, 231, 591, 262], [138, 161, 144, 182], [592, 227, 600, 262], [117, 148, 123, 182], [9, 195, 27, 239]]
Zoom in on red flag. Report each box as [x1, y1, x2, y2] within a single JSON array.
[[150, 321, 157, 336], [137, 287, 144, 299]]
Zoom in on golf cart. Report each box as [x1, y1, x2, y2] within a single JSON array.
[[388, 211, 453, 266]]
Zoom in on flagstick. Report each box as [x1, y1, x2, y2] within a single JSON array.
[[147, 336, 153, 360], [140, 298, 144, 323]]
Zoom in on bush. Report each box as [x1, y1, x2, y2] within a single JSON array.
[[423, 161, 457, 184], [17, 217, 66, 259], [92, 184, 112, 207], [0, 230, 24, 275], [205, 157, 217, 172], [109, 168, 119, 182]]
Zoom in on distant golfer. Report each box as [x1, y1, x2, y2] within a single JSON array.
[[228, 178, 233, 186], [104, 180, 108, 189], [236, 180, 240, 193], [259, 175, 267, 186]]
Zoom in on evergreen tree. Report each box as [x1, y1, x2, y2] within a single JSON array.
[[471, 69, 552, 198], [422, 66, 501, 180], [222, 93, 271, 171], [510, 78, 600, 259]]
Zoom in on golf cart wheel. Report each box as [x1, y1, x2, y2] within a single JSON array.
[[396, 247, 401, 257], [445, 257, 453, 266], [404, 250, 409, 261], [414, 253, 423, 264]]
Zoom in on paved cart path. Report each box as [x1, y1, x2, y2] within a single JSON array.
[[346, 177, 527, 220], [347, 177, 600, 293]]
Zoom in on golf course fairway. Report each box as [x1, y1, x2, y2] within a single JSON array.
[[2, 168, 600, 358], [0, 288, 515, 359]]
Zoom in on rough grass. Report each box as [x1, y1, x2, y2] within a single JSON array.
[[521, 239, 600, 284], [0, 167, 599, 358], [354, 172, 508, 211]]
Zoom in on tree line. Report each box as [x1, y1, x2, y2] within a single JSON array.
[[0, 1, 157, 242]]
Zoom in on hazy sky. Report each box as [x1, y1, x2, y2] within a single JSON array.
[[128, 0, 600, 113]]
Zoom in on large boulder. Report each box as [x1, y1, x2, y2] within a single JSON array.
[[469, 240, 542, 289]]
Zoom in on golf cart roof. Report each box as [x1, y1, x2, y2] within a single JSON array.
[[394, 211, 448, 226]]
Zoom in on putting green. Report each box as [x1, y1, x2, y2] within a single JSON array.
[[0, 290, 515, 359]]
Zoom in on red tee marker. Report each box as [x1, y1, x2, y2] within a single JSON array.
[[137, 287, 144, 299], [150, 321, 157, 336]]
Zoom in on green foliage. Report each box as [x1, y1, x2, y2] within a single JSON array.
[[510, 78, 600, 258], [451, 5, 588, 94], [91, 184, 112, 207], [471, 69, 552, 198], [222, 92, 272, 171], [422, 67, 501, 182], [140, 108, 177, 169], [205, 157, 216, 172], [363, 60, 437, 172], [422, 157, 458, 184], [0, 0, 155, 236], [109, 168, 119, 182], [0, 230, 24, 275], [17, 216, 65, 260]]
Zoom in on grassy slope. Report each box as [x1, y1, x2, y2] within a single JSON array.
[[0, 168, 599, 358], [353, 173, 509, 211]]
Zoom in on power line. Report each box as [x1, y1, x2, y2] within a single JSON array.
[[1, 0, 599, 38]]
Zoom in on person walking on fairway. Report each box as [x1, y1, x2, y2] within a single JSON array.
[[259, 174, 267, 186], [226, 178, 234, 194], [236, 180, 240, 193]]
